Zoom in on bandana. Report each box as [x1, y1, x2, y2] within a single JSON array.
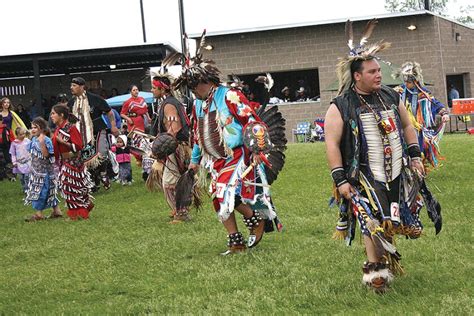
[[152, 79, 169, 90]]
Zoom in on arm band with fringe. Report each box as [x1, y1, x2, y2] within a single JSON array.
[[331, 167, 348, 187], [407, 143, 422, 158]]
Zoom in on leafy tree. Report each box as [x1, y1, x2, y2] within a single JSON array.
[[454, 5, 474, 25], [385, 0, 448, 15], [385, 0, 473, 26]]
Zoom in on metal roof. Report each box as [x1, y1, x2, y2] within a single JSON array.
[[0, 43, 176, 79], [189, 10, 473, 38]]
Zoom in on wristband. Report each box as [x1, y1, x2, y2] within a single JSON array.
[[407, 143, 421, 158], [331, 167, 348, 187]]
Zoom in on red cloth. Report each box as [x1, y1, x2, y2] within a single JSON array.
[[249, 101, 261, 112], [190, 88, 261, 147], [224, 89, 261, 126], [67, 208, 91, 220], [52, 121, 83, 161], [191, 88, 262, 212], [0, 121, 15, 144], [121, 96, 148, 132], [211, 147, 255, 212]]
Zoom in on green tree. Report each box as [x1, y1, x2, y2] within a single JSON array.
[[454, 5, 474, 25], [385, 0, 448, 15], [385, 0, 473, 26]]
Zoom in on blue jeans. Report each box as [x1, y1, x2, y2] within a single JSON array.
[[20, 174, 29, 193]]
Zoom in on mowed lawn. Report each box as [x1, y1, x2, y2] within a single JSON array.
[[0, 134, 472, 314]]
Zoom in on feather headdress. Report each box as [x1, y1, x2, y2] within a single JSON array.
[[162, 30, 221, 91], [392, 61, 424, 85], [336, 19, 391, 95]]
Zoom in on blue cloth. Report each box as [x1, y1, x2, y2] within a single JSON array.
[[31, 173, 57, 211], [192, 86, 249, 164], [27, 136, 58, 210], [449, 88, 460, 101], [102, 109, 122, 129], [28, 136, 55, 162], [401, 84, 445, 118], [195, 86, 245, 149]]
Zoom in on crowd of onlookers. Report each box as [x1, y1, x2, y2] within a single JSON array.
[[25, 87, 125, 124], [269, 85, 319, 104], [0, 84, 151, 222], [231, 76, 320, 107]]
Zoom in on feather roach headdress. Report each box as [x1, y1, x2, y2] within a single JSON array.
[[392, 61, 424, 85], [162, 30, 221, 91], [148, 66, 182, 100], [336, 19, 391, 95]]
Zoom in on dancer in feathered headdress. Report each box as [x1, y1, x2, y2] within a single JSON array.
[[393, 61, 449, 169], [325, 20, 442, 293], [144, 66, 195, 223], [163, 30, 286, 255]]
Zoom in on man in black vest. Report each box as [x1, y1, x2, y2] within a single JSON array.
[[68, 77, 119, 191], [150, 75, 191, 223], [324, 20, 438, 293]]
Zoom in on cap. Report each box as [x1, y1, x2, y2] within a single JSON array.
[[71, 77, 86, 86]]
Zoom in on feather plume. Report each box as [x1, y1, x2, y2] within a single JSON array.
[[175, 169, 195, 210], [195, 29, 207, 59], [162, 51, 184, 68], [146, 160, 164, 192], [182, 32, 189, 60], [258, 105, 278, 122], [265, 73, 274, 91], [336, 58, 352, 96], [254, 73, 274, 92], [362, 41, 391, 58], [265, 151, 286, 184], [258, 105, 287, 184], [345, 20, 354, 50], [360, 19, 378, 46], [192, 185, 203, 210]]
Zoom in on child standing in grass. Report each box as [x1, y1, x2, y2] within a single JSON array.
[[24, 117, 62, 221], [112, 135, 133, 185], [9, 127, 31, 194], [51, 104, 94, 220]]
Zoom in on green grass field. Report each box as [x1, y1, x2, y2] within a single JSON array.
[[1, 134, 473, 314]]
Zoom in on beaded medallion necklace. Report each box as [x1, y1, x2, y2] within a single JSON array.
[[354, 88, 397, 182]]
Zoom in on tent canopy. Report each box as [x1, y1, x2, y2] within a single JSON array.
[[106, 92, 154, 107]]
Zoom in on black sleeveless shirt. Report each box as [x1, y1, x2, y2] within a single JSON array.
[[158, 96, 190, 142]]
